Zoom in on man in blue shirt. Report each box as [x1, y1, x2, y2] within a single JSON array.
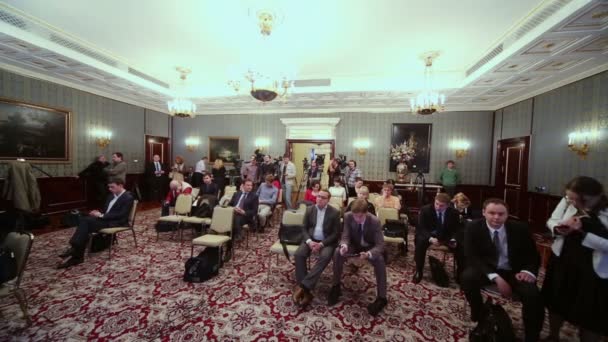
[[256, 175, 278, 228]]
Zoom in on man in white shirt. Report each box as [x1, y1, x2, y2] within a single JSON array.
[[278, 154, 296, 209], [58, 178, 135, 269], [292, 189, 340, 307], [462, 198, 543, 342], [192, 156, 208, 187]]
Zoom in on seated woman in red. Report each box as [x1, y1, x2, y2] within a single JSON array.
[[304, 180, 321, 203]]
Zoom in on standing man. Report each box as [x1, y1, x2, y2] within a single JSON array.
[[278, 154, 296, 209], [344, 160, 363, 197], [329, 199, 388, 316], [259, 155, 276, 178], [292, 189, 340, 307], [462, 198, 543, 342], [241, 156, 259, 186], [413, 192, 463, 284], [438, 160, 460, 198], [145, 154, 167, 202], [192, 156, 208, 187], [104, 152, 127, 183]]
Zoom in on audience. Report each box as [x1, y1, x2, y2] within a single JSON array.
[[78, 155, 109, 207], [413, 193, 463, 284], [344, 160, 363, 197], [452, 192, 474, 221], [293, 189, 340, 307], [439, 160, 460, 198], [192, 156, 208, 187], [241, 156, 259, 185], [144, 154, 168, 202], [345, 186, 376, 216], [256, 175, 279, 228], [542, 176, 608, 341], [354, 177, 364, 196], [171, 155, 186, 182], [57, 178, 134, 269], [327, 157, 341, 185], [259, 155, 276, 178], [279, 154, 296, 209], [228, 180, 259, 240], [330, 199, 387, 315], [161, 179, 193, 216], [212, 159, 227, 194], [304, 180, 321, 203], [328, 178, 347, 207], [374, 183, 401, 210], [104, 152, 127, 183], [307, 161, 322, 187], [462, 198, 543, 342]]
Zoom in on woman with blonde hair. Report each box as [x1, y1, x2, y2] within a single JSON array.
[[171, 155, 186, 182], [212, 159, 226, 194]]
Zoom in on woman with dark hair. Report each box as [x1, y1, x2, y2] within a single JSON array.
[[328, 157, 341, 186], [304, 180, 321, 203], [542, 176, 608, 341], [78, 155, 109, 207]]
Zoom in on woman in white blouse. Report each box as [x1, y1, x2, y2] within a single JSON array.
[[328, 178, 347, 207], [542, 176, 608, 341]]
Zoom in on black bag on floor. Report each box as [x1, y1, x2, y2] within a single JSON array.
[[155, 221, 177, 232], [469, 298, 516, 342], [428, 255, 450, 287], [184, 247, 220, 283], [278, 223, 304, 262], [89, 234, 112, 253], [0, 247, 17, 283], [62, 210, 81, 227], [383, 219, 406, 238]]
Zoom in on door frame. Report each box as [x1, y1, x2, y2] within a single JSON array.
[[495, 136, 530, 219], [145, 135, 170, 165], [285, 139, 336, 161]]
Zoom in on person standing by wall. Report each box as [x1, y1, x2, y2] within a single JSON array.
[[104, 152, 127, 183], [78, 155, 110, 207], [438, 160, 460, 198]]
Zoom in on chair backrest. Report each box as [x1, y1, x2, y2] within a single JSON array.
[[1, 232, 34, 288], [174, 194, 193, 215], [296, 202, 307, 213], [282, 210, 305, 225], [277, 188, 283, 204], [224, 185, 237, 196], [128, 200, 139, 227], [328, 201, 342, 213], [329, 197, 343, 208], [347, 197, 356, 206], [210, 206, 234, 234], [190, 188, 200, 198], [368, 193, 381, 204], [377, 207, 399, 226]]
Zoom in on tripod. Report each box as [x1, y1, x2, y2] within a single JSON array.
[[295, 163, 310, 202]]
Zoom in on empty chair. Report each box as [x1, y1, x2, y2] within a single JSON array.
[[157, 194, 193, 241], [191, 206, 235, 263]]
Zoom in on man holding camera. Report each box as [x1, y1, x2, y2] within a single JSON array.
[[259, 155, 277, 178]]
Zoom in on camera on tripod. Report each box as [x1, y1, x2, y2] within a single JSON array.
[[337, 154, 348, 169], [302, 157, 310, 170], [253, 149, 265, 164]]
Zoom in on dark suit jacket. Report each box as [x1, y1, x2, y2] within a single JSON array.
[[416, 204, 461, 243], [200, 182, 219, 197], [145, 161, 168, 179], [100, 191, 135, 227], [341, 212, 384, 258], [302, 205, 340, 247], [228, 191, 259, 222], [464, 219, 540, 276]]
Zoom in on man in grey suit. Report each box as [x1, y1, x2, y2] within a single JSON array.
[[293, 189, 340, 307], [105, 152, 127, 183], [328, 199, 388, 316]]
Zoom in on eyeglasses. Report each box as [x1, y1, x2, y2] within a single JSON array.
[[317, 196, 329, 200]]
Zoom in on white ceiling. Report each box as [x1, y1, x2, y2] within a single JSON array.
[[0, 0, 607, 114]]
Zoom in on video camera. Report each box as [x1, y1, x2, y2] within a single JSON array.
[[314, 154, 325, 166], [253, 149, 264, 164], [302, 157, 310, 170], [336, 154, 348, 169]]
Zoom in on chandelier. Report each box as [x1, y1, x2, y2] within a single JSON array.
[[167, 67, 197, 118], [410, 52, 446, 115]]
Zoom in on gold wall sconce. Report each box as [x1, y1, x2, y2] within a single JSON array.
[[353, 140, 370, 155], [255, 137, 270, 152], [185, 137, 200, 152], [91, 129, 112, 148], [568, 131, 599, 159], [450, 140, 470, 159]]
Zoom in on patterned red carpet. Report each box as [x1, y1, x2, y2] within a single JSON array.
[[1, 208, 578, 341]]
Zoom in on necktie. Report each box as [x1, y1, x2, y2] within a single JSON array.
[[155, 162, 160, 173], [360, 223, 365, 246], [492, 230, 500, 260], [238, 193, 248, 209]]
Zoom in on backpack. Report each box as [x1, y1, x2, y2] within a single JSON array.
[[428, 255, 450, 287], [89, 234, 112, 253], [469, 298, 516, 342], [183, 247, 220, 283], [0, 247, 17, 283], [278, 223, 304, 262], [383, 219, 406, 238]]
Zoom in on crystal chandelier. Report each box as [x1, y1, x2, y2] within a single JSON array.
[[410, 52, 446, 115], [167, 67, 197, 118]]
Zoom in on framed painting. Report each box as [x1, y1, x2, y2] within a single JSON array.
[[0, 98, 71, 162], [390, 123, 432, 173], [209, 137, 240, 164]]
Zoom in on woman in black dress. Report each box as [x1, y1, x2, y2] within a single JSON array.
[[542, 176, 608, 341], [211, 159, 226, 195], [78, 155, 109, 207]]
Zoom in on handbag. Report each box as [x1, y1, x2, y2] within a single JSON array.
[[469, 298, 516, 342], [278, 223, 304, 262], [0, 247, 17, 283], [383, 219, 406, 238], [89, 234, 112, 253], [428, 255, 450, 287], [183, 247, 220, 283]]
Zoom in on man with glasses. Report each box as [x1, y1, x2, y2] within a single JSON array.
[[292, 189, 340, 307]]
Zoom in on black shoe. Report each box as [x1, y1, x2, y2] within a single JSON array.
[[327, 284, 341, 306], [58, 247, 74, 258], [57, 257, 83, 269], [412, 271, 423, 284], [367, 297, 387, 316]]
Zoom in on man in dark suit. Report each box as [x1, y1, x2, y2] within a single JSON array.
[[329, 199, 388, 316], [293, 189, 340, 307], [413, 192, 463, 283], [462, 198, 544, 342], [145, 154, 168, 201], [58, 178, 135, 268], [228, 179, 259, 240]]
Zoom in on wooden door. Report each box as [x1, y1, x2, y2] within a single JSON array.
[[145, 135, 170, 165], [495, 136, 529, 219]]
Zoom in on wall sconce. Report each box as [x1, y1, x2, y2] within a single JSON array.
[[568, 131, 599, 159], [450, 140, 470, 159], [91, 129, 112, 148], [255, 137, 270, 152], [353, 140, 370, 155], [185, 137, 200, 152]]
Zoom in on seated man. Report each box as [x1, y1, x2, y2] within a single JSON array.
[[228, 180, 259, 239], [256, 174, 278, 228], [161, 180, 193, 216], [462, 198, 543, 342], [293, 189, 340, 307], [374, 183, 401, 210], [413, 192, 463, 284], [329, 199, 387, 316], [345, 186, 376, 216], [58, 178, 134, 269]]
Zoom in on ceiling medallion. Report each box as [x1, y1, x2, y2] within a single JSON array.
[[410, 52, 446, 115], [167, 67, 197, 118]]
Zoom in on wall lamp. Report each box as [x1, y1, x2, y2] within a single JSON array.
[[91, 129, 112, 148], [255, 137, 270, 152], [185, 137, 200, 152], [568, 130, 599, 159], [353, 139, 370, 155], [450, 140, 470, 159]]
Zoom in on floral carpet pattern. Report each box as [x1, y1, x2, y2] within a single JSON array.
[[0, 208, 579, 341]]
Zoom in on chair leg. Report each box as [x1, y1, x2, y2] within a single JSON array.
[[14, 288, 31, 326], [108, 234, 113, 260], [267, 253, 272, 281], [131, 228, 138, 249]]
